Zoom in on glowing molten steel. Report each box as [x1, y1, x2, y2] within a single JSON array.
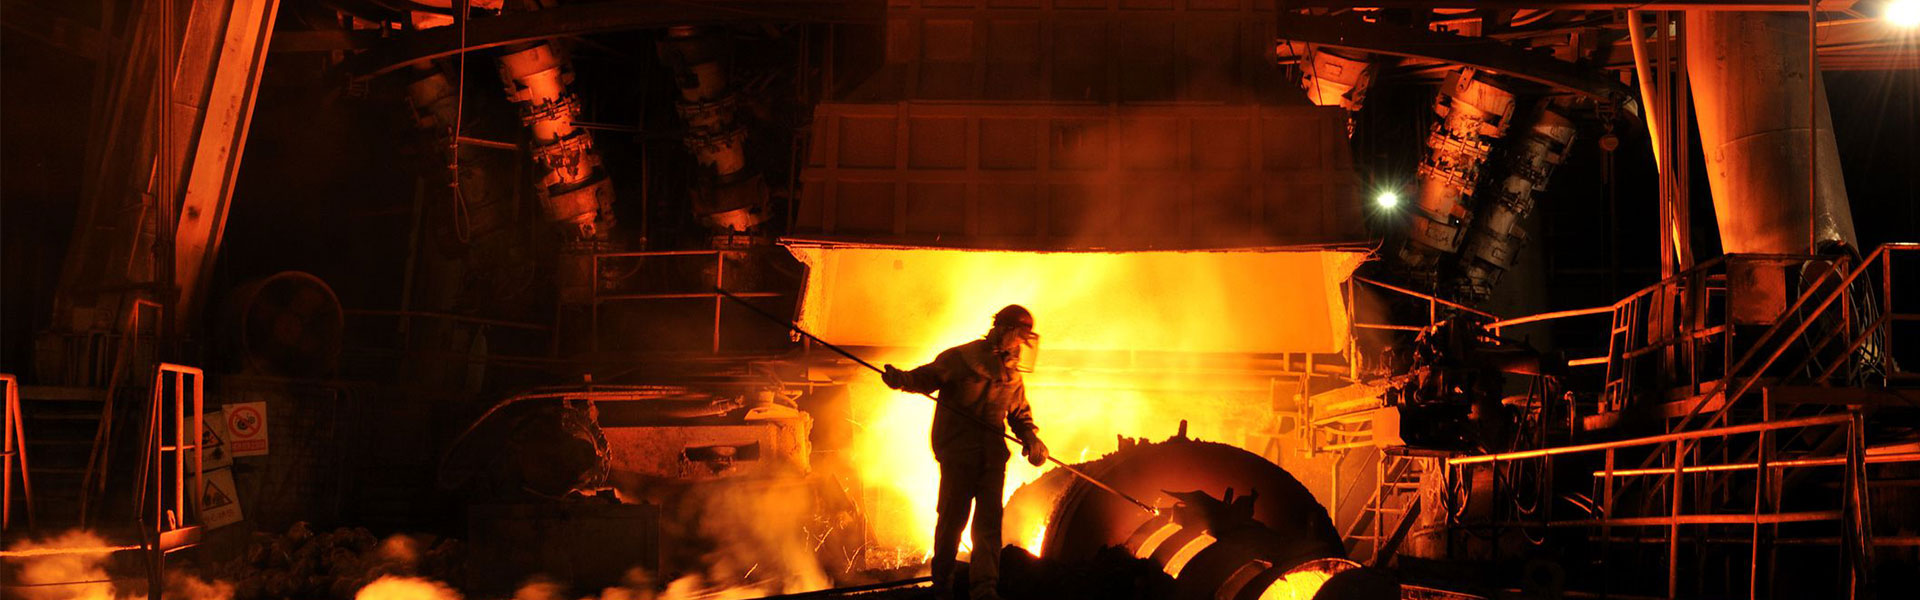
[[788, 246, 1364, 561]]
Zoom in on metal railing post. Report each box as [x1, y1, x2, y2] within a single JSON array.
[[2, 374, 31, 530], [714, 253, 725, 354]]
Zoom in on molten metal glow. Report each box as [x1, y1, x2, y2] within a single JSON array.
[[1161, 533, 1218, 578], [1131, 522, 1184, 558], [798, 246, 1365, 564], [1257, 557, 1362, 600], [1026, 524, 1048, 556]]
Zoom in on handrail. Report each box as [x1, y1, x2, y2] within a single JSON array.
[[1604, 245, 1901, 509], [1684, 247, 1882, 431], [345, 308, 552, 332], [133, 364, 204, 558], [1449, 412, 1849, 465], [1487, 305, 1613, 331], [1353, 276, 1498, 320]]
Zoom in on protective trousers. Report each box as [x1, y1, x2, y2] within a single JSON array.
[[929, 455, 1006, 600]]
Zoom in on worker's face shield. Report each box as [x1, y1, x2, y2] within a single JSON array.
[[997, 327, 1041, 373]]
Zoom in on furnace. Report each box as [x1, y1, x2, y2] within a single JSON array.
[[2, 1, 1917, 600]]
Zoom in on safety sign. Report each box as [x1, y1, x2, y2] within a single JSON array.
[[201, 407, 232, 469], [200, 467, 244, 529], [225, 401, 270, 457]]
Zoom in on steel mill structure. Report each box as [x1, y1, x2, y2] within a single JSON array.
[[2, 2, 1918, 600]]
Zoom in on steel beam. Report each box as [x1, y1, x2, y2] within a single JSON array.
[[336, 0, 882, 78], [1274, 13, 1633, 105], [172, 0, 282, 329]]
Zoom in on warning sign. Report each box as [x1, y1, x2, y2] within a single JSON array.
[[201, 407, 232, 469], [200, 467, 244, 529], [225, 401, 269, 457]]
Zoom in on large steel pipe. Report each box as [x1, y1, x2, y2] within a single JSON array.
[[1298, 47, 1377, 137], [1686, 11, 1857, 255], [497, 37, 617, 303], [1393, 69, 1517, 287], [657, 26, 770, 240], [1453, 103, 1577, 302]]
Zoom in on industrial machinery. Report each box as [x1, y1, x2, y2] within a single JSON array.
[[1004, 430, 1395, 600], [440, 383, 860, 594]]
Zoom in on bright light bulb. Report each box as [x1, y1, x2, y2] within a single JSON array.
[[1374, 190, 1401, 209], [1891, 0, 1920, 27]]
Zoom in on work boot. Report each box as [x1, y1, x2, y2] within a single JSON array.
[[929, 568, 953, 599], [968, 579, 1003, 600]]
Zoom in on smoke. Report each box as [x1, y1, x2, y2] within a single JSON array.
[[503, 479, 832, 600], [4, 530, 115, 600], [154, 573, 238, 600], [664, 481, 831, 594], [2, 529, 236, 600]]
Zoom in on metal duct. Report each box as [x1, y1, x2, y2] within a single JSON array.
[[1299, 47, 1376, 136], [1685, 11, 1858, 255], [1453, 103, 1577, 302], [657, 26, 769, 240], [1393, 69, 1517, 287], [497, 40, 617, 301]]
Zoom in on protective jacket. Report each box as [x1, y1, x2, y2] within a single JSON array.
[[894, 339, 1039, 462]]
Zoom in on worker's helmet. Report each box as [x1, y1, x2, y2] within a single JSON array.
[[993, 304, 1035, 329]]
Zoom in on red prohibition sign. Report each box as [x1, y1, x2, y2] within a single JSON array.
[[228, 406, 265, 439]]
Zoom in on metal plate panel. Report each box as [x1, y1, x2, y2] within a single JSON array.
[[796, 103, 1363, 250], [840, 0, 1280, 103]]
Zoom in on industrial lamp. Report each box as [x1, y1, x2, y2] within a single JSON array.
[[1890, 0, 1920, 28], [1373, 190, 1401, 210]]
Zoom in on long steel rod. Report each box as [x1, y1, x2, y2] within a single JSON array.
[[714, 287, 1159, 514]]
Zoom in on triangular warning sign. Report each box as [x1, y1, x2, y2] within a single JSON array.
[[203, 423, 225, 447], [203, 480, 234, 509]]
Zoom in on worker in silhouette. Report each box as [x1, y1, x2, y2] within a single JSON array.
[[883, 305, 1049, 600]]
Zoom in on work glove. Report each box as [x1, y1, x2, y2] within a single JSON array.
[[881, 364, 907, 390], [1021, 435, 1050, 467]]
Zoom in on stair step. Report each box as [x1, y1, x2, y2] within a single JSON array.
[[22, 410, 100, 421], [18, 385, 107, 402], [26, 439, 96, 447]]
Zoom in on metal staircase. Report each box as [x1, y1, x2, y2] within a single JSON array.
[[1442, 244, 1920, 599], [1341, 451, 1427, 565], [14, 384, 111, 526]]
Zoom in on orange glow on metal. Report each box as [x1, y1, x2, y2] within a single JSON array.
[[1161, 533, 1218, 578], [1132, 522, 1184, 558], [1257, 557, 1361, 600], [790, 245, 1365, 562]]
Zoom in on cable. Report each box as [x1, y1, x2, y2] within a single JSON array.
[[449, 0, 473, 244]]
